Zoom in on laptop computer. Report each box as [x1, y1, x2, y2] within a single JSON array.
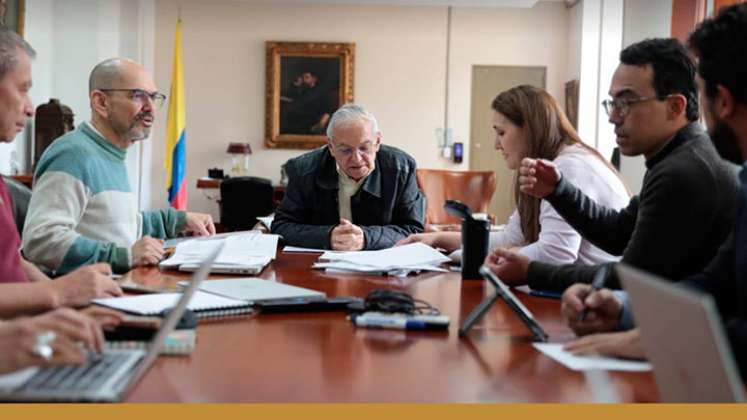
[[178, 258, 271, 275], [617, 264, 746, 402], [184, 278, 325, 303], [0, 244, 223, 402]]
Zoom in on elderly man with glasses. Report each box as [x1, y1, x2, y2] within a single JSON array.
[[272, 103, 425, 251], [23, 58, 215, 275], [483, 38, 738, 293]]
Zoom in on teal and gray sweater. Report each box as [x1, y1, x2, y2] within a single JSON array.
[[22, 122, 186, 274]]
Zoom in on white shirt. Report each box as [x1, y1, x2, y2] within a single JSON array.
[[494, 144, 629, 264], [337, 166, 366, 221], [452, 144, 629, 265]]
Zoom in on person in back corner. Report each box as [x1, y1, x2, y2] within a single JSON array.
[[272, 103, 425, 250], [399, 85, 630, 270]]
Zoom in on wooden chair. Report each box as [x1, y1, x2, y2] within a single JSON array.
[[415, 169, 497, 228]]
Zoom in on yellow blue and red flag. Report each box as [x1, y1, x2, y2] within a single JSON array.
[[164, 19, 187, 209]]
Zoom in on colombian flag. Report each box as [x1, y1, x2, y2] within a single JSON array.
[[165, 19, 187, 209]]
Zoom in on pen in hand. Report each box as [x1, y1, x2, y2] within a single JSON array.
[[579, 266, 609, 321]]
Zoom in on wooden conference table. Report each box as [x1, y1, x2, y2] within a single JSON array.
[[123, 250, 658, 403]]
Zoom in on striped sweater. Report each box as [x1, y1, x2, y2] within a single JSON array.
[[23, 122, 186, 274]]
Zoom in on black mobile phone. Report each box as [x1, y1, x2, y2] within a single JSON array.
[[453, 142, 464, 163], [256, 297, 364, 314]]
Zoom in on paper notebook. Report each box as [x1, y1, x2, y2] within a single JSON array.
[[93, 291, 254, 319]]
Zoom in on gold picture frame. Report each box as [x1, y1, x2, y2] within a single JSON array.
[[565, 79, 579, 130], [1, 0, 25, 37], [265, 41, 355, 149]]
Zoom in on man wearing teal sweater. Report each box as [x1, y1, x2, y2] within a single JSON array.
[[23, 58, 214, 274]]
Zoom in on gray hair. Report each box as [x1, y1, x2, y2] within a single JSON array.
[[0, 26, 35, 80], [89, 58, 129, 93], [326, 103, 380, 141]]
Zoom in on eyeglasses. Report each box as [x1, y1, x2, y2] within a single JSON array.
[[332, 142, 376, 158], [601, 95, 670, 118], [100, 89, 167, 108]]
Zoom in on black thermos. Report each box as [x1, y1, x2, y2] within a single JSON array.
[[461, 218, 490, 280]]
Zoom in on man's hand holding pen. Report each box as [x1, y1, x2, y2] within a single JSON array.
[[561, 283, 624, 336]]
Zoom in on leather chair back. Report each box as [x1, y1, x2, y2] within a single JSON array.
[[415, 169, 497, 225], [220, 176, 275, 231]]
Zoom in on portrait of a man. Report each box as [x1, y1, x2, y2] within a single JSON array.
[[279, 57, 340, 135], [265, 41, 354, 149], [0, 0, 24, 36]]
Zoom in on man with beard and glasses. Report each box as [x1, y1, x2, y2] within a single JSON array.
[[22, 58, 215, 275], [556, 4, 747, 378]]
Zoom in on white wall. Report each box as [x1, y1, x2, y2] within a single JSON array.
[[567, 0, 582, 81], [572, 0, 623, 160], [448, 2, 569, 167], [150, 0, 570, 219], [16, 0, 155, 207], [0, 0, 56, 175], [619, 0, 672, 193]]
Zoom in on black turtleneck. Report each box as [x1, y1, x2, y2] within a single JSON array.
[[526, 122, 740, 291]]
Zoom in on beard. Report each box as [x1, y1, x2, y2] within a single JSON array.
[[112, 112, 152, 143], [710, 118, 743, 165]]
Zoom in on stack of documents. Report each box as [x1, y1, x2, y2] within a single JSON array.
[[160, 231, 279, 274], [313, 243, 451, 276]]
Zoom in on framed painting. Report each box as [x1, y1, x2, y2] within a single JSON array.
[[565, 79, 579, 130], [1, 0, 25, 37], [265, 41, 355, 149]]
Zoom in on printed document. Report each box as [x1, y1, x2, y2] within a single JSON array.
[[533, 343, 652, 372], [313, 243, 450, 275]]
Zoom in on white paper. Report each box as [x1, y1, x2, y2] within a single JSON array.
[[160, 232, 279, 269], [163, 229, 259, 249], [93, 291, 249, 315], [313, 261, 447, 276], [319, 243, 450, 269], [257, 216, 274, 229], [283, 246, 327, 253], [0, 367, 38, 391], [533, 343, 652, 372], [313, 243, 450, 276]]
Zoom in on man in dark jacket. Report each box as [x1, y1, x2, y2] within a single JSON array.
[[272, 104, 425, 250]]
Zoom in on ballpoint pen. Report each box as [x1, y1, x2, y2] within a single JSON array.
[[528, 288, 562, 299], [579, 265, 609, 321]]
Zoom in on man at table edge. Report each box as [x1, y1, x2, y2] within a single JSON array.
[[272, 103, 425, 251]]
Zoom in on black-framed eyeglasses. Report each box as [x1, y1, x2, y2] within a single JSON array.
[[601, 95, 671, 118], [99, 88, 167, 108]]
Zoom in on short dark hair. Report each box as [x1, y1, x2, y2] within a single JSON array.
[[0, 26, 35, 80], [688, 3, 747, 106], [619, 38, 699, 122]]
